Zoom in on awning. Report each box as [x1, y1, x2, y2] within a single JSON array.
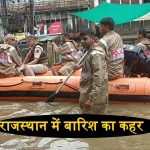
[[37, 35, 60, 42], [17, 34, 60, 43], [134, 12, 150, 21], [70, 2, 150, 24]]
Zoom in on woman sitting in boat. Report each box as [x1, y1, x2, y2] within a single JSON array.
[[0, 34, 23, 78], [51, 33, 79, 76], [23, 35, 48, 76]]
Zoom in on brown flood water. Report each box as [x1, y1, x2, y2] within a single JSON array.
[[0, 101, 150, 150]]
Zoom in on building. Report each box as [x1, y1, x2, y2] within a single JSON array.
[[0, 0, 150, 42]]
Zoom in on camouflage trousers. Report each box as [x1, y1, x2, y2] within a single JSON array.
[[79, 92, 108, 114], [108, 73, 123, 80]]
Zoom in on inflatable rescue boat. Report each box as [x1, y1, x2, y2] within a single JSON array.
[[1, 44, 150, 104], [0, 68, 150, 104]]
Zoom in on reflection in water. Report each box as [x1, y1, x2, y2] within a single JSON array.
[[0, 101, 150, 150]]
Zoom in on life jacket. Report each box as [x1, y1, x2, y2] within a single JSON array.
[[29, 43, 47, 64]]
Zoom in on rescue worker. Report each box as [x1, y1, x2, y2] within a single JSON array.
[[51, 33, 79, 76], [3, 34, 23, 59], [23, 35, 48, 76], [136, 28, 150, 59], [98, 17, 124, 80], [74, 29, 108, 114], [0, 34, 22, 78]]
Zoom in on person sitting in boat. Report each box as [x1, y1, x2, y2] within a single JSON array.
[[98, 17, 124, 80], [51, 33, 79, 76], [0, 34, 23, 78], [75, 29, 108, 114], [23, 35, 48, 76], [136, 28, 150, 59]]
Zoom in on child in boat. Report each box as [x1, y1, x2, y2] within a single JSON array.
[[74, 29, 108, 114], [51, 33, 79, 76]]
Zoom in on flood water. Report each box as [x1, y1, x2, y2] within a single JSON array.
[[0, 101, 150, 150]]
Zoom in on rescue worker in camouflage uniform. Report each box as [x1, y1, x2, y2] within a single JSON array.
[[74, 29, 108, 114], [0, 34, 22, 78], [136, 29, 150, 59], [98, 17, 124, 80], [51, 33, 79, 76]]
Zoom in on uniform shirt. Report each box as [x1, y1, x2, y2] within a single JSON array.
[[52, 41, 78, 64], [98, 31, 124, 80], [79, 44, 108, 102], [33, 45, 43, 59], [0, 44, 22, 78]]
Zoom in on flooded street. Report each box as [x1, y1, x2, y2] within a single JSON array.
[[0, 101, 150, 150]]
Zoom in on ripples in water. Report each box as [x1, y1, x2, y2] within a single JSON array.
[[0, 101, 150, 150]]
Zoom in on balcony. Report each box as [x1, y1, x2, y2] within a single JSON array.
[[35, 0, 91, 11], [0, 0, 91, 14]]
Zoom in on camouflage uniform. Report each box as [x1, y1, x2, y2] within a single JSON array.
[[79, 44, 108, 114], [136, 38, 150, 59], [0, 44, 22, 78], [98, 31, 124, 80], [52, 40, 79, 75]]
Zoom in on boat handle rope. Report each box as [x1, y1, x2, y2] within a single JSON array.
[[0, 79, 129, 90], [0, 80, 24, 87], [0, 79, 62, 87], [21, 79, 63, 85], [21, 79, 79, 91], [22, 79, 79, 91]]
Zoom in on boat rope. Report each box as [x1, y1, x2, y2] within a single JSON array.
[[0, 79, 63, 87], [0, 79, 113, 90], [22, 79, 79, 91], [0, 80, 24, 87], [21, 79, 63, 84]]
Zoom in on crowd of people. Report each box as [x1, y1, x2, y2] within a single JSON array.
[[0, 17, 150, 115]]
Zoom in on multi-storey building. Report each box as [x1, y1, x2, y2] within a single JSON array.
[[0, 0, 149, 42]]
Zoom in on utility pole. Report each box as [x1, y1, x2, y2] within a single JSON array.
[[29, 0, 35, 35]]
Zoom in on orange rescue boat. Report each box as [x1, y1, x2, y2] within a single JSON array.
[[0, 69, 150, 104]]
